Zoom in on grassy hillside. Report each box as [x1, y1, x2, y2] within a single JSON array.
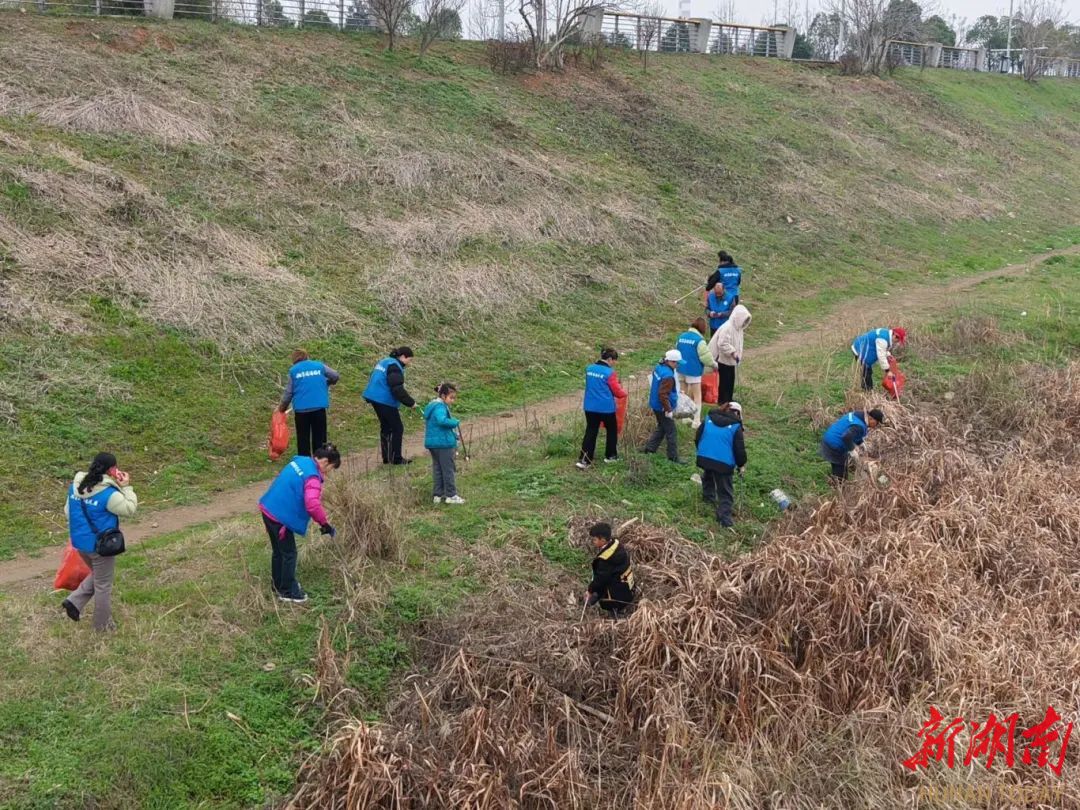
[[1, 15, 1079, 555]]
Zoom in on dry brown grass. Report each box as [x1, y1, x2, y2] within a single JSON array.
[[290, 362, 1080, 808]]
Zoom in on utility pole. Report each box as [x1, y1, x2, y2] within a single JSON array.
[[1004, 0, 1014, 71], [498, 0, 505, 40]]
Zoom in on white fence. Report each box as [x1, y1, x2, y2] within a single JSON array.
[[587, 9, 795, 58]]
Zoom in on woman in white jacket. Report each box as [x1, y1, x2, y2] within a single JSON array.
[[709, 304, 751, 403]]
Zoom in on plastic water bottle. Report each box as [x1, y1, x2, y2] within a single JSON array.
[[770, 488, 793, 512]]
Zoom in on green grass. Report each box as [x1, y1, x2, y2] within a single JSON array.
[[1, 15, 1079, 558]]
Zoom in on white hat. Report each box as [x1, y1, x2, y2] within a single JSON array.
[[664, 349, 682, 363], [728, 401, 743, 414]]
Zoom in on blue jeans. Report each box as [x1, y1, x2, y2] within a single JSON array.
[[262, 513, 299, 596]]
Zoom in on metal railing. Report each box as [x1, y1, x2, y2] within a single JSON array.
[[593, 9, 790, 57], [887, 40, 927, 67], [707, 23, 783, 56], [938, 45, 978, 71]]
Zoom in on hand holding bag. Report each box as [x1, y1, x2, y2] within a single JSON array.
[[79, 497, 126, 557]]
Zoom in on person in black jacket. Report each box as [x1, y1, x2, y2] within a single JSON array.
[[694, 402, 747, 527], [585, 522, 636, 618]]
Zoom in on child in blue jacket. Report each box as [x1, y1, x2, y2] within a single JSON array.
[[424, 383, 464, 505]]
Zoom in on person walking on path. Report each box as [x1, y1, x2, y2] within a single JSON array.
[[425, 383, 465, 505], [704, 286, 736, 336], [820, 409, 885, 481], [362, 347, 418, 465], [62, 452, 138, 631], [851, 327, 906, 391], [577, 348, 628, 470], [709, 304, 752, 404], [676, 318, 717, 430], [279, 349, 340, 457], [641, 350, 684, 463], [694, 403, 747, 528], [585, 522, 636, 618], [705, 250, 743, 303], [258, 443, 341, 604]]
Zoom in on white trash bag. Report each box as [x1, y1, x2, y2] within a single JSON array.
[[674, 392, 697, 420]]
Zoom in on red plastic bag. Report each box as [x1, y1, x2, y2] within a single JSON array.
[[883, 356, 906, 400], [268, 410, 290, 460], [701, 370, 719, 405], [54, 544, 90, 591], [602, 396, 628, 435]]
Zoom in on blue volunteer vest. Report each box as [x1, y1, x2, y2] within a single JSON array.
[[259, 455, 322, 535], [583, 362, 616, 413], [68, 483, 119, 553], [852, 328, 890, 365], [697, 419, 739, 467], [823, 412, 868, 452], [721, 265, 742, 297], [289, 359, 329, 412], [362, 358, 403, 408], [649, 363, 677, 412], [676, 331, 705, 377], [706, 290, 732, 331]]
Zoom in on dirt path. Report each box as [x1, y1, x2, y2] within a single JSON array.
[[2, 245, 1074, 588]]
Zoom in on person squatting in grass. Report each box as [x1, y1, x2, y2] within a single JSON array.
[[676, 318, 718, 430], [279, 349, 340, 457], [257, 443, 341, 604], [709, 303, 752, 404], [851, 326, 906, 391], [425, 383, 465, 505], [694, 402, 747, 528], [705, 249, 742, 304], [62, 452, 138, 631], [362, 346, 418, 465], [577, 348, 628, 470], [819, 408, 885, 481], [641, 349, 685, 464], [585, 522, 636, 619]]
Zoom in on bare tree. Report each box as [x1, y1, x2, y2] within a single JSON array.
[[713, 0, 738, 22], [370, 0, 412, 49], [638, 1, 663, 70], [416, 0, 466, 54], [1014, 0, 1068, 81], [518, 0, 598, 69], [824, 0, 938, 74]]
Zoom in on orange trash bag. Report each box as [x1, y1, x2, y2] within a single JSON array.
[[701, 370, 720, 405], [54, 544, 90, 591], [883, 356, 906, 400], [268, 410, 290, 461], [602, 396, 628, 435]]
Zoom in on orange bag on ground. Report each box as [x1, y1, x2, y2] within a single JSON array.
[[883, 356, 906, 400], [701, 370, 719, 405], [54, 544, 90, 591], [268, 410, 290, 460]]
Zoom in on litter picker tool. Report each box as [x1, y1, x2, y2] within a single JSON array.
[[456, 428, 471, 461], [579, 593, 590, 622], [672, 284, 705, 305]]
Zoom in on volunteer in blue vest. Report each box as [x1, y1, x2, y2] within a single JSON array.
[[676, 318, 717, 430], [362, 347, 418, 465], [278, 349, 341, 457], [694, 402, 747, 527], [851, 327, 906, 391], [425, 382, 465, 505], [704, 285, 736, 336], [705, 250, 742, 303], [258, 443, 341, 603], [641, 349, 684, 463], [577, 348, 629, 470], [820, 408, 885, 480], [61, 452, 139, 631]]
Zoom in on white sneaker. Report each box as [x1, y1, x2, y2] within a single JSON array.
[[603, 456, 619, 464], [444, 495, 466, 505], [433, 496, 443, 504], [575, 461, 590, 470]]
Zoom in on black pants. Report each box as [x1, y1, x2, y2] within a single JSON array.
[[580, 411, 618, 463], [859, 361, 874, 391], [702, 469, 735, 526], [294, 408, 327, 457], [718, 364, 736, 403], [370, 401, 405, 463], [643, 409, 679, 460], [262, 513, 299, 597], [820, 441, 851, 480]]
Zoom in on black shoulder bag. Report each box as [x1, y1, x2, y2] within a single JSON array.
[[79, 496, 126, 557]]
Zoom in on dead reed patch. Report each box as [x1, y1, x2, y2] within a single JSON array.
[[290, 362, 1080, 808]]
